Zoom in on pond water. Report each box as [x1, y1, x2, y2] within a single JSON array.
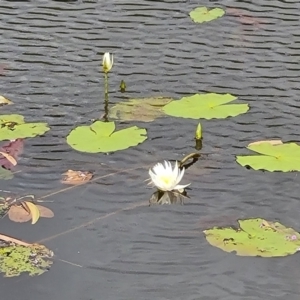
[[1, 0, 300, 299]]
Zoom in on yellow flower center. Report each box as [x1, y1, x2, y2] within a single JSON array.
[[159, 175, 172, 185]]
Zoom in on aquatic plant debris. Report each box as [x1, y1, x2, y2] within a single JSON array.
[[189, 7, 225, 24], [204, 218, 300, 257], [0, 242, 53, 277], [0, 195, 53, 223], [163, 93, 249, 119], [0, 95, 13, 106], [67, 121, 147, 153], [0, 114, 49, 141], [236, 142, 300, 172], [149, 190, 187, 205], [61, 170, 93, 185], [108, 97, 173, 122]]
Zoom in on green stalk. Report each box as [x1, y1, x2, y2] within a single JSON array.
[[102, 72, 109, 122]]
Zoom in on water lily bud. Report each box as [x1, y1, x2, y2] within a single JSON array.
[[195, 122, 202, 140], [102, 52, 113, 73], [120, 80, 126, 93]]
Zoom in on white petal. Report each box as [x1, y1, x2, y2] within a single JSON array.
[[175, 167, 185, 186], [174, 183, 191, 190]]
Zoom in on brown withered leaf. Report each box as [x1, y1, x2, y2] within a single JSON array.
[[61, 169, 93, 185], [36, 205, 54, 218], [0, 95, 13, 105], [8, 205, 31, 223], [248, 140, 283, 147]]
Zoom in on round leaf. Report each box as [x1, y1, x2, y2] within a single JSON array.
[[163, 93, 249, 119], [189, 7, 225, 24], [0, 114, 50, 141], [236, 142, 300, 172], [8, 205, 31, 223], [67, 121, 147, 153], [204, 218, 300, 257]]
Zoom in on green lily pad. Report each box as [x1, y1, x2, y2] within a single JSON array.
[[204, 218, 300, 257], [236, 142, 300, 172], [0, 243, 53, 277], [67, 121, 147, 153], [108, 97, 173, 122], [189, 7, 225, 24], [163, 93, 249, 119], [0, 167, 13, 180], [0, 114, 50, 141]]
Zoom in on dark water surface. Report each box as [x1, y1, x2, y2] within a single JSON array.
[[1, 0, 300, 299]]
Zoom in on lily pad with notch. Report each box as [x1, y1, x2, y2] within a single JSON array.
[[189, 7, 225, 24], [163, 93, 249, 120], [108, 97, 173, 122], [236, 142, 300, 172], [0, 114, 50, 141], [204, 218, 300, 257], [67, 121, 147, 153]]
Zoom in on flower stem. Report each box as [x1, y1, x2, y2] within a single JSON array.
[[104, 72, 108, 96], [102, 72, 109, 122], [178, 153, 201, 168]]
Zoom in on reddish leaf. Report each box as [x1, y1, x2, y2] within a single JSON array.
[[8, 205, 31, 223], [0, 139, 24, 170], [36, 205, 54, 218]]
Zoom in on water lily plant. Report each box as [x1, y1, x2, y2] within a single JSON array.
[[149, 160, 190, 192]]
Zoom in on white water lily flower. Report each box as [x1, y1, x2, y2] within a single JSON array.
[[102, 52, 113, 73], [149, 160, 190, 192]]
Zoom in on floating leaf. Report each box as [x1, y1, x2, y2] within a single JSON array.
[[163, 93, 249, 120], [0, 167, 13, 180], [248, 139, 283, 147], [109, 97, 172, 122], [236, 142, 300, 172], [36, 205, 54, 218], [0, 139, 24, 170], [61, 170, 93, 185], [0, 114, 49, 141], [0, 242, 53, 277], [8, 205, 31, 223], [8, 203, 53, 223], [67, 121, 147, 153], [0, 96, 13, 106], [204, 218, 300, 257], [24, 201, 40, 224], [189, 7, 225, 24]]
